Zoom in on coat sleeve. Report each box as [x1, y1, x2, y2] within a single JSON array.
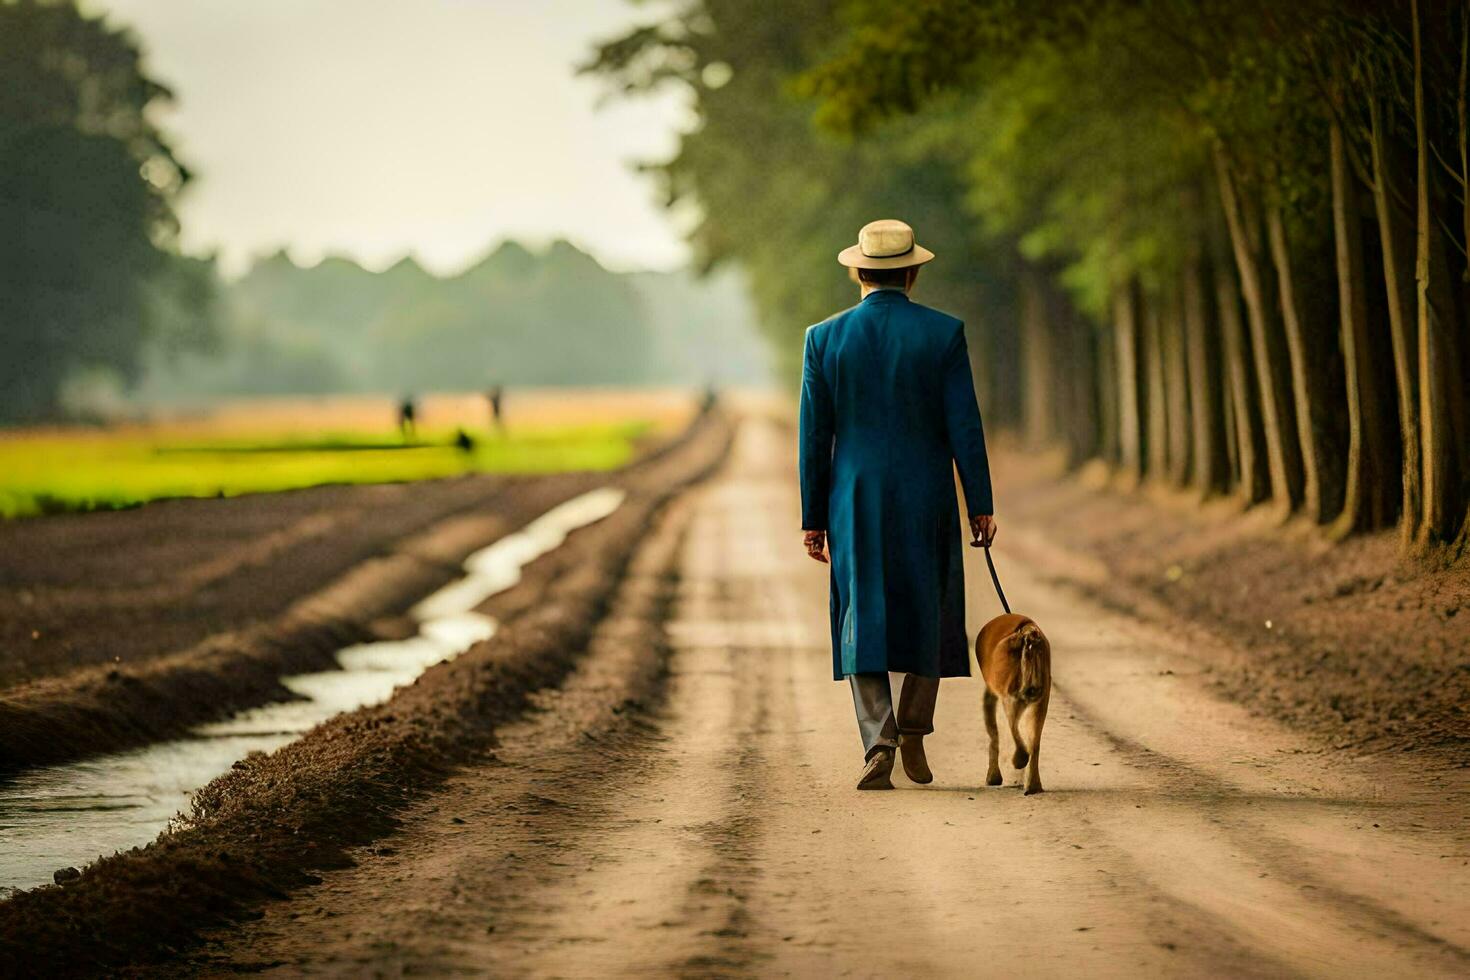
[[942, 322, 994, 517], [798, 327, 834, 531]]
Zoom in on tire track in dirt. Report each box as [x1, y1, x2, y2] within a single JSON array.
[[515, 530, 785, 979], [1055, 686, 1470, 970], [460, 416, 1263, 977]]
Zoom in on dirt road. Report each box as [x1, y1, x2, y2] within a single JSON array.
[[188, 415, 1470, 977]]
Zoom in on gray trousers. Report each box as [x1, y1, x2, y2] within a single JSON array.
[[846, 672, 940, 760]]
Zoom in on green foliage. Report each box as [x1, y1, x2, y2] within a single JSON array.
[[588, 0, 1457, 341], [798, 0, 1470, 304], [795, 0, 1094, 137], [0, 0, 214, 422], [583, 0, 1017, 404]]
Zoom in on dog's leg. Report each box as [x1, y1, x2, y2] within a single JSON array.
[[983, 689, 1002, 786], [1021, 695, 1048, 795], [1006, 696, 1029, 770]]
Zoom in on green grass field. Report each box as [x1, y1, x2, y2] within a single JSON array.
[[0, 422, 648, 518]]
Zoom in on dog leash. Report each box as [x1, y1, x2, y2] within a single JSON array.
[[975, 542, 1011, 615]]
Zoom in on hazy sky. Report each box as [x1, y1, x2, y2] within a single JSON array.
[[87, 0, 694, 277]]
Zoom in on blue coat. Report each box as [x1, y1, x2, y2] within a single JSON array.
[[799, 289, 993, 681]]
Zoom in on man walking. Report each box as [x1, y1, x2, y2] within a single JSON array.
[[799, 219, 996, 790]]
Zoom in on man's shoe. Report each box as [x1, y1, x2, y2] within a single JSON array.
[[857, 747, 895, 790], [899, 734, 933, 784]]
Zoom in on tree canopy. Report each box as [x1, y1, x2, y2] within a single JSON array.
[[0, 0, 215, 422]]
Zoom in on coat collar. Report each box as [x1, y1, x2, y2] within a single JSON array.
[[861, 288, 910, 304]]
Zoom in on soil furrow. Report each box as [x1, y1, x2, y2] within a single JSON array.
[[0, 409, 732, 975], [0, 421, 696, 772], [177, 468, 707, 976]]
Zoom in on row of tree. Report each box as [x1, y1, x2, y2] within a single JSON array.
[[592, 0, 1470, 553], [139, 243, 767, 403]]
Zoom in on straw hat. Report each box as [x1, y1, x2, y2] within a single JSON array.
[[837, 218, 935, 269]]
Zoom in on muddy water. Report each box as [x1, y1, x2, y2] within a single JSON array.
[[0, 488, 625, 895]]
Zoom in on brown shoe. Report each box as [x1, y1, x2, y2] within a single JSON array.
[[856, 747, 895, 790], [899, 734, 933, 784]]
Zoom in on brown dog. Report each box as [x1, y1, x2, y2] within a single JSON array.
[[976, 613, 1051, 795]]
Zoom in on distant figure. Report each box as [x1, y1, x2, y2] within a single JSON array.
[[486, 385, 504, 431], [799, 219, 995, 791], [453, 427, 476, 453], [398, 396, 417, 440], [700, 383, 719, 413]]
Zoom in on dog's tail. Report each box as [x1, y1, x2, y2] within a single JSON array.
[[1016, 623, 1046, 703]]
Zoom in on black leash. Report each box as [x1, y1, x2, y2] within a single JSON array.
[[972, 542, 1011, 615]]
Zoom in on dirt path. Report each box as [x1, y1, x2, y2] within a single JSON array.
[[189, 415, 1470, 977]]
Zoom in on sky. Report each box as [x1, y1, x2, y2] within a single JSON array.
[[87, 0, 694, 278]]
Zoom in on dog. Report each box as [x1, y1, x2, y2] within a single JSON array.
[[976, 613, 1051, 795]]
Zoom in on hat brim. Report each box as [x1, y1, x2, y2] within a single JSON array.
[[837, 242, 936, 269]]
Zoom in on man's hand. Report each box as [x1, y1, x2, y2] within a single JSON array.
[[969, 514, 997, 548], [803, 529, 829, 564]]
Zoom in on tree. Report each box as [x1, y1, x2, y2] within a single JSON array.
[[594, 0, 1470, 550], [582, 0, 1012, 416], [0, 0, 212, 422]]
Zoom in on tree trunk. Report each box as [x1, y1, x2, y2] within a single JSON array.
[[1020, 266, 1057, 449], [1459, 0, 1470, 547], [981, 274, 1024, 431], [1113, 280, 1144, 485], [1221, 351, 1241, 486], [1266, 201, 1342, 523], [1077, 316, 1102, 462], [1183, 228, 1229, 496], [1041, 279, 1074, 461], [1143, 293, 1170, 481], [1163, 285, 1193, 487], [1413, 0, 1468, 545], [1330, 115, 1397, 536], [1368, 73, 1424, 546], [1207, 191, 1268, 505], [1097, 316, 1121, 466], [1055, 291, 1100, 465], [1461, 0, 1470, 281], [1214, 145, 1303, 514]]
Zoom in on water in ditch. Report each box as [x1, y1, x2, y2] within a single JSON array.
[[0, 487, 625, 895]]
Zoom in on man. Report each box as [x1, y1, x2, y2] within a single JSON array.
[[486, 384, 505, 431], [799, 219, 996, 790]]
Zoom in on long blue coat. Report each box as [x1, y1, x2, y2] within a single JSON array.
[[798, 289, 993, 681]]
